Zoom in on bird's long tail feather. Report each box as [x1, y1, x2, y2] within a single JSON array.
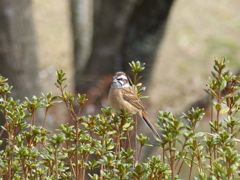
[[141, 111, 160, 138]]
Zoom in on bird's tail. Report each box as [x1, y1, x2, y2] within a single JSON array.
[[141, 111, 160, 138]]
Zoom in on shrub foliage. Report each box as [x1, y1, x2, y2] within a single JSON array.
[[0, 58, 240, 180]]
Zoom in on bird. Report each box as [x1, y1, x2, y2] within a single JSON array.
[[108, 71, 160, 138]]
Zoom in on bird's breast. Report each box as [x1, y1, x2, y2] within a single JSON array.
[[108, 88, 124, 113], [108, 87, 139, 115]]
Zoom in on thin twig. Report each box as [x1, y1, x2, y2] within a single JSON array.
[[134, 115, 137, 163], [43, 108, 49, 129]]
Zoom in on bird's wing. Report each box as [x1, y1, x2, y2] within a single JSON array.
[[121, 87, 160, 138], [121, 87, 146, 111]]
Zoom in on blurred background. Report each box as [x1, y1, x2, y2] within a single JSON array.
[[33, 0, 240, 123], [0, 0, 240, 158]]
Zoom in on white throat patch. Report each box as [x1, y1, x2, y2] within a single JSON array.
[[122, 83, 130, 87]]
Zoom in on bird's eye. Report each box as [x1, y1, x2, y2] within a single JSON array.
[[117, 78, 122, 81]]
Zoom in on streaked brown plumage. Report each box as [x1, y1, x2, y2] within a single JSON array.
[[108, 72, 160, 138]]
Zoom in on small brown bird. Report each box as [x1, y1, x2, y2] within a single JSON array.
[[108, 71, 160, 138]]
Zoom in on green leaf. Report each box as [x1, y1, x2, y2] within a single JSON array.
[[220, 107, 230, 114], [215, 103, 222, 111], [211, 71, 217, 79], [220, 80, 227, 91], [194, 132, 205, 138], [122, 122, 131, 129], [58, 154, 68, 159]]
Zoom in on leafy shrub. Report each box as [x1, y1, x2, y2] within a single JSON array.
[[0, 58, 240, 180]]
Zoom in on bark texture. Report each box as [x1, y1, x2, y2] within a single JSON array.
[[0, 0, 40, 148], [71, 0, 175, 96]]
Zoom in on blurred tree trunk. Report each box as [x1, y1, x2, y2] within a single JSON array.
[[0, 0, 41, 148], [71, 0, 175, 107]]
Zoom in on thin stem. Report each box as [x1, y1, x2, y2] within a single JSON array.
[[162, 144, 165, 163], [216, 69, 222, 134], [133, 74, 138, 164], [54, 147, 59, 180], [127, 131, 131, 149], [81, 154, 89, 180], [209, 146, 213, 175], [192, 128, 203, 172], [21, 159, 27, 179], [177, 154, 187, 175], [138, 145, 143, 161], [7, 125, 13, 180], [175, 138, 187, 169], [69, 153, 76, 177], [99, 131, 106, 180], [188, 156, 194, 180], [75, 119, 79, 179], [60, 85, 77, 122], [100, 164, 103, 180], [77, 104, 82, 118], [215, 70, 222, 160], [115, 134, 120, 153], [210, 94, 214, 134], [170, 142, 176, 180], [43, 108, 49, 129], [30, 110, 36, 134], [134, 115, 137, 163]]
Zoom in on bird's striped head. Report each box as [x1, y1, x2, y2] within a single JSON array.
[[112, 72, 130, 88]]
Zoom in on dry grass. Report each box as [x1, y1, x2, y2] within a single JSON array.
[[32, 0, 240, 124]]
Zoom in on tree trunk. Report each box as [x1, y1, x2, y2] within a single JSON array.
[[0, 0, 40, 148], [71, 0, 175, 94], [121, 0, 175, 81], [70, 0, 93, 76]]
